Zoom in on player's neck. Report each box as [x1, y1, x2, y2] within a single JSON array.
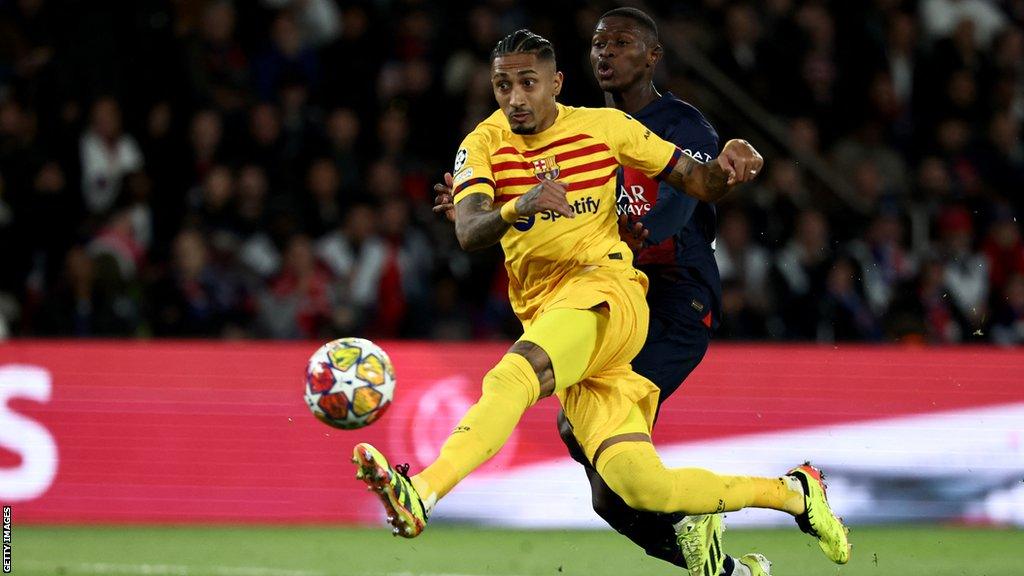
[[605, 81, 660, 115], [526, 103, 561, 136]]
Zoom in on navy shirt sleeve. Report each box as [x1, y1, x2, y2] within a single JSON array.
[[639, 115, 720, 244]]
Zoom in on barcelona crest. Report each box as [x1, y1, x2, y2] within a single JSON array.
[[532, 155, 560, 181]]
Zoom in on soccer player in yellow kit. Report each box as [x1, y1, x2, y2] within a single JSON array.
[[353, 29, 850, 566]]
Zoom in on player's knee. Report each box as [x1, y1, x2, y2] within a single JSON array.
[[481, 353, 541, 407], [611, 478, 674, 512], [508, 341, 555, 397], [599, 449, 675, 513]]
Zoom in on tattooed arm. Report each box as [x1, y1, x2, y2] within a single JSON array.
[[454, 180, 574, 251], [454, 194, 511, 251], [663, 139, 764, 203]]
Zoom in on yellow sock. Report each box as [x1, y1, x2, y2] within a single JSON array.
[[412, 353, 539, 504], [596, 441, 805, 515]]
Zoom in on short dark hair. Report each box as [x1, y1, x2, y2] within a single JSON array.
[[599, 7, 659, 41], [490, 29, 556, 65]]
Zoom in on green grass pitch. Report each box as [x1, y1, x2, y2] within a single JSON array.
[[12, 525, 1021, 575]]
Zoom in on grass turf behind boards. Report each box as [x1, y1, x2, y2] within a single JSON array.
[[12, 525, 1021, 576]]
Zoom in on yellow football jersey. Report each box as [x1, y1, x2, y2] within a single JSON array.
[[451, 104, 682, 321]]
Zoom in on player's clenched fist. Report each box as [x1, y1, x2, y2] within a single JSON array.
[[516, 179, 575, 218], [717, 139, 764, 186]]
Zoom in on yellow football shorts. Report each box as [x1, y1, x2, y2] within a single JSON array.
[[519, 261, 660, 464]]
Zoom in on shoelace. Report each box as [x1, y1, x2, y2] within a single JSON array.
[[393, 462, 428, 519]]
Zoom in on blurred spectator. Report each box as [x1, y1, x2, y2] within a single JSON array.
[[185, 164, 236, 242], [986, 27, 1024, 118], [847, 213, 918, 315], [939, 206, 989, 333], [253, 11, 319, 101], [713, 4, 768, 101], [747, 159, 808, 248], [0, 2, 1020, 345], [323, 107, 362, 194], [245, 102, 287, 188], [770, 209, 833, 339], [921, 0, 1007, 46], [369, 198, 432, 338], [20, 160, 76, 288], [302, 157, 343, 237], [981, 111, 1024, 216], [62, 234, 141, 336], [915, 256, 966, 342], [278, 70, 319, 164], [831, 122, 908, 203], [316, 202, 383, 334], [715, 209, 770, 313], [150, 228, 244, 337], [36, 247, 98, 336], [982, 206, 1024, 295], [885, 12, 920, 116], [262, 0, 341, 49], [257, 233, 335, 339], [188, 109, 224, 187], [821, 256, 882, 341], [234, 163, 281, 280], [317, 3, 381, 111], [992, 273, 1024, 345], [909, 156, 955, 250], [182, 0, 251, 111], [365, 159, 404, 200], [79, 97, 143, 217]]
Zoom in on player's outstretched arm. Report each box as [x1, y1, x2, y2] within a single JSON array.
[[664, 139, 763, 203], [454, 179, 574, 251]]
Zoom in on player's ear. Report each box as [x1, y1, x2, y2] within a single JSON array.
[[553, 70, 564, 98], [648, 43, 663, 68]]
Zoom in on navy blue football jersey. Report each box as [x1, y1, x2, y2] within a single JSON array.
[[616, 92, 722, 330]]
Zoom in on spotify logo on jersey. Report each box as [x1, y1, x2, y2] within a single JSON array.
[[512, 215, 536, 231]]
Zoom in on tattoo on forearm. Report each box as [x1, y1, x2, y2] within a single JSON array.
[[667, 154, 730, 203], [455, 193, 511, 251], [515, 185, 544, 215], [703, 162, 730, 201]]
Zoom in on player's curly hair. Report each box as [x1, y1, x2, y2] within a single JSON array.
[[490, 29, 556, 65]]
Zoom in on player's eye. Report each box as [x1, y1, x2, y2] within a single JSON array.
[[617, 39, 629, 46], [523, 79, 535, 87], [496, 82, 510, 91], [593, 41, 605, 49]]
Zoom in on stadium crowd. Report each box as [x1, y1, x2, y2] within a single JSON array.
[[0, 0, 1022, 344]]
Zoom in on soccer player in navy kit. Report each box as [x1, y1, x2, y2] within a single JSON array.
[[563, 9, 771, 576], [435, 9, 773, 576]]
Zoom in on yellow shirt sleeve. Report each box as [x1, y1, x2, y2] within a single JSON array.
[[451, 130, 496, 203], [601, 110, 683, 180]]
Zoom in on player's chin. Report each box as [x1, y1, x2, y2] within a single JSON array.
[[510, 123, 537, 135]]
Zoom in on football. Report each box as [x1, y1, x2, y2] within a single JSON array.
[[303, 337, 396, 430]]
